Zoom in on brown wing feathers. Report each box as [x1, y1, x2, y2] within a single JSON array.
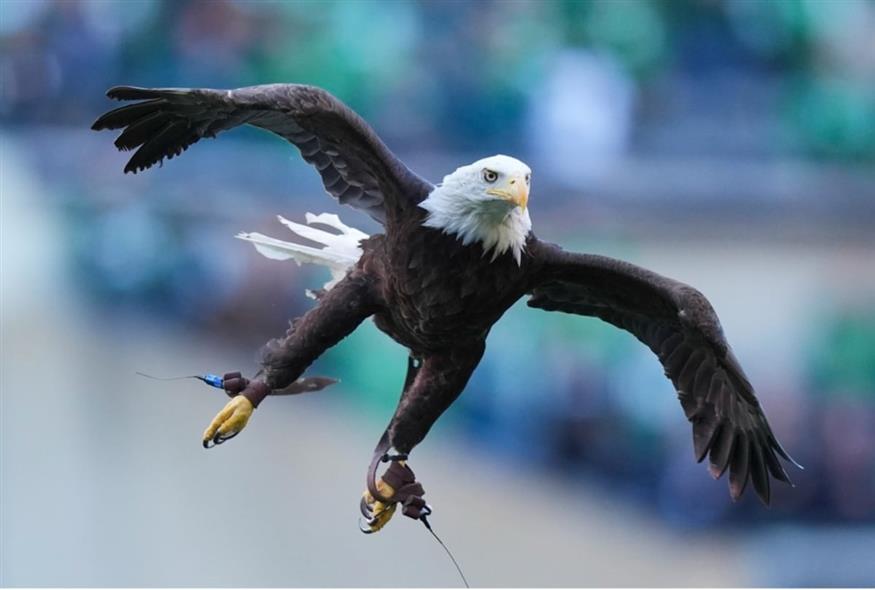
[[528, 243, 798, 504], [92, 84, 432, 223], [94, 105, 188, 172]]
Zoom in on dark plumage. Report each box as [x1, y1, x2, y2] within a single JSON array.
[[91, 84, 431, 222], [526, 244, 797, 501], [93, 83, 797, 510]]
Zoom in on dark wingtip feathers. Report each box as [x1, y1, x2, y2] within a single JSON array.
[[728, 436, 751, 502], [93, 86, 201, 174], [681, 365, 798, 506], [707, 427, 735, 480], [106, 85, 163, 101], [693, 414, 721, 463], [116, 126, 194, 174], [93, 99, 167, 133], [702, 428, 800, 506], [749, 443, 771, 505], [772, 437, 804, 470], [106, 85, 142, 100]]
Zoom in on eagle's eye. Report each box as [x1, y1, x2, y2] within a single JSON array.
[[482, 169, 498, 183], [525, 173, 531, 184]]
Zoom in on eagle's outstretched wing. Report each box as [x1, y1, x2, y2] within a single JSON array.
[[91, 84, 433, 224], [526, 240, 799, 504]]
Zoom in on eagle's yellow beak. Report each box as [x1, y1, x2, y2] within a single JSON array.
[[487, 175, 529, 210]]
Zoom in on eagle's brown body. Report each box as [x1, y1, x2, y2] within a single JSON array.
[[259, 215, 543, 453], [373, 215, 537, 352], [93, 82, 798, 509]]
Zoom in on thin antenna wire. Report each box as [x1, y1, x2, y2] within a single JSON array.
[[135, 371, 200, 381], [421, 517, 469, 588]]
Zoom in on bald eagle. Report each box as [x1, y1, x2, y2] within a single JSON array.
[[93, 84, 797, 532]]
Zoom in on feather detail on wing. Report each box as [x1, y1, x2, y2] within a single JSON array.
[[92, 84, 433, 224], [237, 212, 368, 297], [527, 240, 800, 504]]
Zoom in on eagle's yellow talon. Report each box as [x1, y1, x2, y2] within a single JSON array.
[[361, 479, 397, 533], [202, 396, 254, 448]]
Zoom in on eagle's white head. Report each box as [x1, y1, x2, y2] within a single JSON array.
[[419, 154, 532, 265]]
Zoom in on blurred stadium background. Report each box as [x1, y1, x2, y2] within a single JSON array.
[[2, 0, 874, 586]]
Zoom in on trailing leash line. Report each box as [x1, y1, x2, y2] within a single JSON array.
[[140, 369, 467, 586], [364, 418, 469, 587], [420, 514, 469, 588]]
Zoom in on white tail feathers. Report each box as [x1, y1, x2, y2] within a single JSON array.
[[236, 213, 368, 297]]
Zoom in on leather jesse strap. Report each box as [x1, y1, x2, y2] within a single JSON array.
[[381, 461, 429, 519], [222, 372, 248, 395], [221, 372, 337, 408], [241, 380, 272, 408], [221, 372, 271, 407], [366, 436, 429, 520]]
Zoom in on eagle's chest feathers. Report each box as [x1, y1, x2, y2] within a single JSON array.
[[419, 184, 532, 264], [379, 230, 530, 350]]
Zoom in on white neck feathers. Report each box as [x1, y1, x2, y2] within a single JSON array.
[[419, 184, 532, 265]]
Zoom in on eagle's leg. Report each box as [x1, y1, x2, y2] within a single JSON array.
[[202, 271, 377, 447], [360, 342, 485, 532]]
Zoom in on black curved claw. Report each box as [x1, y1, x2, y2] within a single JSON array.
[[212, 430, 240, 446], [358, 499, 380, 534], [360, 495, 374, 519]]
